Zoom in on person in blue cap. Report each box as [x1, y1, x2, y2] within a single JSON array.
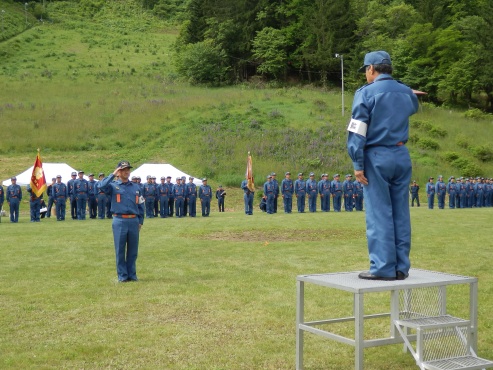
[[186, 177, 197, 217], [87, 173, 98, 219], [26, 183, 42, 222], [294, 173, 306, 213], [409, 180, 420, 207], [158, 176, 170, 218], [216, 184, 226, 212], [96, 173, 107, 219], [143, 176, 158, 218], [0, 182, 4, 215], [474, 177, 485, 208], [281, 172, 294, 213], [426, 177, 435, 209], [74, 170, 89, 220], [446, 176, 456, 209], [465, 177, 474, 208], [271, 172, 279, 213], [330, 174, 342, 212], [435, 175, 446, 209], [6, 177, 22, 223], [99, 160, 144, 282], [53, 175, 68, 221], [319, 174, 331, 212], [347, 50, 419, 280], [173, 177, 185, 217], [165, 176, 174, 217], [241, 176, 254, 215], [343, 174, 354, 211], [353, 177, 364, 211], [457, 177, 466, 208], [46, 178, 56, 218], [263, 175, 275, 214], [199, 178, 212, 216], [306, 172, 318, 212], [67, 172, 77, 219]]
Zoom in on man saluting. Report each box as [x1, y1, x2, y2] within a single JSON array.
[[99, 161, 144, 283]]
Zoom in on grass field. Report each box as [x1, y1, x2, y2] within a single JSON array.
[[1, 207, 493, 369]]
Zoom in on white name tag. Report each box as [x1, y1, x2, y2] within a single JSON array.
[[347, 118, 368, 137], [139, 196, 145, 204]]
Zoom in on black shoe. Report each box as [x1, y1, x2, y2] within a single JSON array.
[[396, 271, 409, 280], [358, 271, 396, 281]]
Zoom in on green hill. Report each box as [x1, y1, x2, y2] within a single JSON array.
[[1, 0, 493, 194]]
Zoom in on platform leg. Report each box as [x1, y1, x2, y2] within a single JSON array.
[[354, 292, 364, 370], [296, 280, 304, 370], [470, 280, 478, 353]]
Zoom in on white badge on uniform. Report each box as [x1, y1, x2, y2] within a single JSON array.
[[347, 118, 368, 137], [139, 196, 145, 204]]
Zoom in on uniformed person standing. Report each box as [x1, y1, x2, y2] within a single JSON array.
[[474, 177, 485, 208], [457, 177, 466, 208], [143, 176, 157, 218], [186, 177, 197, 217], [319, 174, 331, 212], [263, 175, 275, 214], [343, 174, 354, 211], [181, 176, 188, 217], [26, 183, 42, 222], [153, 176, 160, 217], [67, 172, 77, 219], [241, 176, 254, 215], [46, 178, 56, 218], [99, 161, 144, 283], [446, 176, 456, 209], [173, 177, 185, 218], [410, 180, 420, 207], [306, 172, 318, 212], [166, 176, 174, 217], [330, 174, 343, 212], [158, 176, 170, 218], [216, 185, 226, 212], [199, 178, 212, 216], [294, 173, 306, 213], [353, 178, 364, 211], [53, 175, 68, 221], [426, 177, 435, 209], [347, 50, 419, 280], [271, 173, 279, 213], [6, 177, 22, 223], [466, 177, 475, 208], [281, 172, 294, 213], [0, 184, 4, 215], [87, 173, 98, 219], [96, 173, 107, 219], [74, 170, 89, 220], [435, 175, 446, 209]]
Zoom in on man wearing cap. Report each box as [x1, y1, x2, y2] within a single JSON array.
[[343, 174, 354, 212], [199, 178, 212, 216], [96, 173, 107, 219], [263, 175, 275, 214], [143, 176, 158, 218], [294, 173, 306, 213], [45, 178, 56, 218], [426, 177, 435, 209], [474, 177, 485, 208], [318, 174, 331, 212], [330, 174, 342, 212], [74, 170, 89, 220], [67, 172, 77, 220], [186, 177, 197, 217], [347, 50, 419, 280], [6, 177, 22, 223], [409, 180, 420, 207], [306, 172, 318, 213], [216, 185, 226, 212], [485, 178, 493, 207], [446, 177, 456, 209], [26, 182, 42, 222], [53, 175, 68, 221], [158, 177, 170, 218], [466, 177, 475, 208], [172, 177, 185, 218], [166, 176, 174, 217], [457, 177, 466, 208], [181, 176, 188, 217], [353, 177, 364, 211], [435, 175, 446, 209], [241, 176, 255, 215], [87, 174, 98, 219], [99, 161, 144, 282], [270, 173, 280, 213], [0, 183, 4, 216], [281, 172, 294, 213]]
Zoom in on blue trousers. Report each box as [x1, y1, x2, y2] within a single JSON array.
[[175, 197, 184, 217], [159, 196, 169, 217], [296, 194, 305, 212], [364, 146, 411, 278], [244, 193, 254, 215], [437, 193, 445, 209], [333, 193, 342, 211], [201, 198, 211, 216], [47, 197, 55, 218], [188, 196, 196, 217], [458, 193, 466, 208], [112, 217, 139, 281], [354, 193, 363, 211], [30, 199, 41, 222], [97, 194, 107, 218], [427, 194, 434, 209], [9, 198, 20, 222], [88, 196, 97, 218], [320, 193, 330, 211], [476, 193, 484, 207], [283, 196, 292, 213], [467, 194, 474, 207], [168, 197, 174, 217], [448, 193, 456, 208], [76, 195, 87, 220], [106, 195, 112, 218], [145, 198, 155, 218], [55, 198, 66, 220], [308, 194, 317, 212], [265, 194, 274, 214], [344, 193, 353, 211], [70, 197, 77, 219]]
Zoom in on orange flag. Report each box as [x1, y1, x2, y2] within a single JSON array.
[[246, 151, 255, 192], [30, 149, 47, 197]]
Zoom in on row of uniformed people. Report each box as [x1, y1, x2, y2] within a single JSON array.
[[245, 172, 364, 215], [413, 175, 493, 209]]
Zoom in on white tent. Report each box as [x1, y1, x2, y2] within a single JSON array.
[[2, 163, 87, 187], [130, 164, 202, 185]]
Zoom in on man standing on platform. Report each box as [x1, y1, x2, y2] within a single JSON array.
[[199, 178, 212, 216], [99, 161, 144, 283], [347, 50, 419, 281], [294, 173, 306, 213]]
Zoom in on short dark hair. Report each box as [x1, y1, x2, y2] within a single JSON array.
[[373, 64, 393, 74]]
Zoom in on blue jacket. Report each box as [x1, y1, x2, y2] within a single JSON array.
[[53, 182, 68, 199], [294, 179, 306, 196], [6, 184, 22, 202], [281, 179, 294, 197]]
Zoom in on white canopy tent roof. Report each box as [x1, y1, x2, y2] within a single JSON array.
[[2, 163, 87, 187], [130, 164, 202, 185]]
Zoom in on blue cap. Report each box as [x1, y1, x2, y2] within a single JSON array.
[[358, 51, 392, 72], [333, 174, 340, 178]]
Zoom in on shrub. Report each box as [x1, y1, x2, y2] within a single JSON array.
[[455, 134, 470, 149], [463, 108, 490, 120], [451, 157, 482, 177], [428, 126, 447, 138], [410, 119, 433, 131], [417, 137, 440, 150], [442, 151, 460, 162], [470, 145, 493, 162]]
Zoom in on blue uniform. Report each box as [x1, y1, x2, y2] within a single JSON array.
[[410, 183, 420, 207], [6, 183, 22, 222], [343, 178, 354, 211], [216, 188, 226, 212], [485, 181, 493, 207], [426, 181, 435, 209], [457, 181, 467, 208], [474, 182, 485, 208], [74, 177, 89, 220], [27, 184, 42, 222], [53, 182, 68, 220], [263, 180, 275, 214], [199, 184, 212, 216], [46, 183, 55, 218], [465, 180, 474, 208], [166, 181, 174, 217], [186, 182, 197, 217], [0, 186, 4, 211], [446, 180, 456, 209], [272, 178, 279, 213], [143, 182, 158, 218], [172, 182, 185, 217], [158, 182, 170, 218], [281, 178, 294, 213], [88, 179, 98, 219], [294, 178, 306, 213], [96, 180, 107, 219], [347, 72, 418, 278], [306, 179, 318, 212], [67, 177, 77, 219], [353, 180, 364, 211], [319, 179, 331, 212], [330, 179, 342, 212], [435, 179, 446, 209], [241, 180, 254, 215], [99, 173, 144, 282]]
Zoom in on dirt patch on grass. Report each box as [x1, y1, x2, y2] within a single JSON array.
[[194, 229, 364, 242]]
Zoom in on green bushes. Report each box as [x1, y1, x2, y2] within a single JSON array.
[[470, 145, 493, 162], [417, 137, 440, 150]]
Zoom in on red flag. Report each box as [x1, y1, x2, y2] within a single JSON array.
[[30, 150, 47, 197], [246, 152, 255, 192]]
